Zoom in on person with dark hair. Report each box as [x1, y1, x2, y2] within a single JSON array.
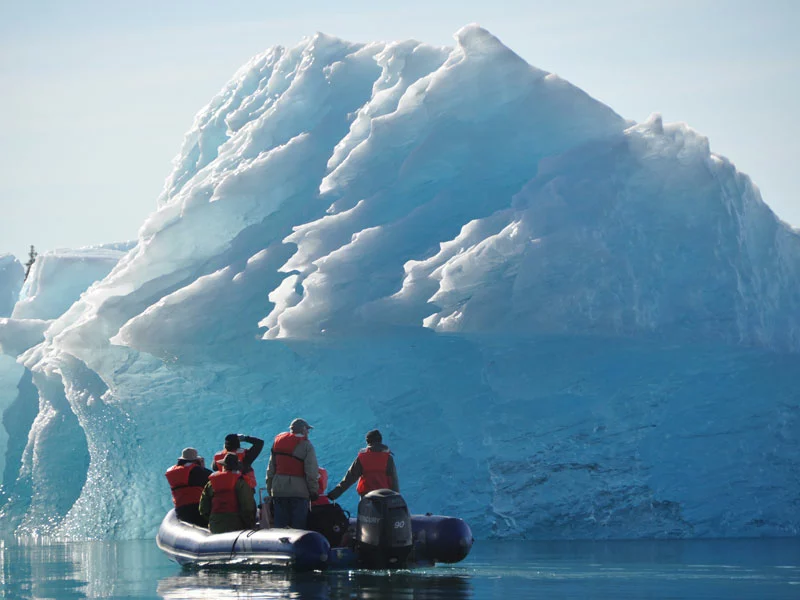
[[165, 447, 212, 527], [212, 433, 264, 491], [327, 429, 400, 502], [199, 453, 256, 533], [266, 418, 319, 529]]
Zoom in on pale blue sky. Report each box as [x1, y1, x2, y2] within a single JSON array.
[[1, 0, 798, 262]]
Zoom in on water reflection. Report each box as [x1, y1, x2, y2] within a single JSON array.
[[1, 538, 86, 599], [1, 538, 171, 599], [157, 569, 472, 600], [3, 538, 798, 600]]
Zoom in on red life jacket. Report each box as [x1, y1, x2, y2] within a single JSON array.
[[214, 448, 257, 489], [272, 432, 306, 477], [312, 466, 330, 506], [165, 464, 203, 508], [356, 450, 392, 495], [209, 471, 241, 514]]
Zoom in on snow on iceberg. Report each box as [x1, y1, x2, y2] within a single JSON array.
[[13, 244, 136, 321], [1, 26, 799, 540]]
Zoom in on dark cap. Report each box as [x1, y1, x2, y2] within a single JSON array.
[[366, 429, 382, 444], [224, 433, 240, 450], [290, 418, 313, 433], [221, 453, 240, 470]]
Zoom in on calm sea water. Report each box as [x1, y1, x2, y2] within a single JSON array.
[[1, 538, 798, 599]]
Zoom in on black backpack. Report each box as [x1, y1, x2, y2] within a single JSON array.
[[308, 502, 351, 547]]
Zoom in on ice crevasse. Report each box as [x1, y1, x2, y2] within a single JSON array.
[[0, 25, 798, 540]]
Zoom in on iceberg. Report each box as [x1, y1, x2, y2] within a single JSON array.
[[0, 255, 25, 487], [12, 244, 135, 321], [0, 255, 23, 318], [0, 26, 798, 540], [0, 245, 132, 498]]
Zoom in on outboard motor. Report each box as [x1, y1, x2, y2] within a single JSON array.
[[356, 489, 413, 568]]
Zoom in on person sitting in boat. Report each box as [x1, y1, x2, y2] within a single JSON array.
[[312, 466, 331, 506], [212, 433, 264, 492], [265, 418, 319, 529], [307, 465, 352, 547], [199, 453, 257, 533], [164, 447, 212, 527], [326, 429, 400, 502]]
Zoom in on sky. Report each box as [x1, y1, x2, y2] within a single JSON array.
[[1, 0, 798, 263]]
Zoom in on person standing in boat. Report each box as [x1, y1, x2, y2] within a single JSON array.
[[266, 418, 319, 529], [199, 453, 257, 533], [326, 429, 400, 501], [212, 433, 264, 491], [164, 447, 212, 527]]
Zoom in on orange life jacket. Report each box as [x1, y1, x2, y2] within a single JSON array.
[[214, 448, 257, 489], [165, 464, 203, 508], [313, 466, 330, 506], [209, 471, 241, 514], [356, 450, 392, 496], [272, 432, 306, 477]]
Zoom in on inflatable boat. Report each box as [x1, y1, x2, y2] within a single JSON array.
[[157, 489, 473, 570]]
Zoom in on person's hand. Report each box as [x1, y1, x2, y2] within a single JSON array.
[[309, 493, 319, 502], [327, 490, 339, 502]]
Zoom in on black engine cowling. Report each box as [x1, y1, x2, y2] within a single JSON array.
[[356, 489, 413, 568]]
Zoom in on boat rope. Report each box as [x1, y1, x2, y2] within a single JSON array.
[[229, 528, 259, 560], [229, 531, 244, 559]]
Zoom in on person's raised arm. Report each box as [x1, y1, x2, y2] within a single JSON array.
[[238, 434, 264, 467]]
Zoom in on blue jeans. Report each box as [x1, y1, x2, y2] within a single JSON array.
[[272, 497, 310, 529]]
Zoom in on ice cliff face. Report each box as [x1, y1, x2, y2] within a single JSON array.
[[0, 246, 131, 501], [0, 26, 798, 540], [0, 255, 23, 318], [0, 255, 24, 489]]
